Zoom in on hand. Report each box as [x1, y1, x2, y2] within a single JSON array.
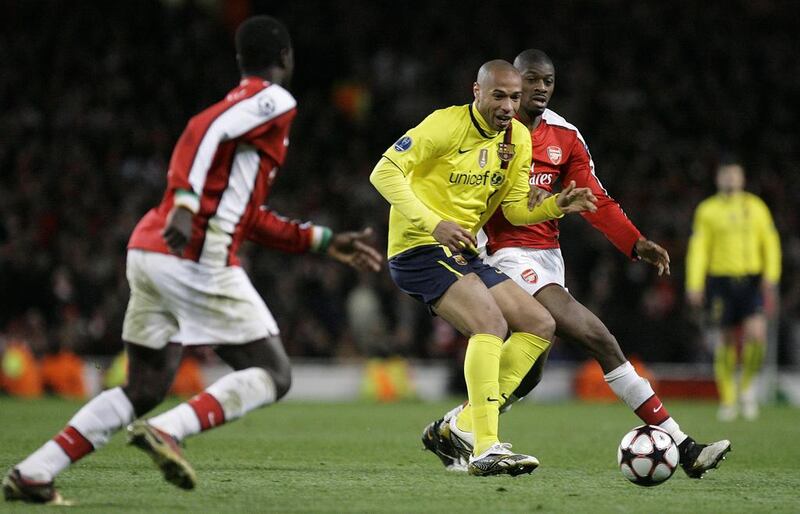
[[635, 238, 671, 276], [432, 220, 477, 254], [527, 185, 552, 210], [555, 180, 597, 214], [686, 290, 704, 309], [327, 227, 383, 272], [162, 205, 194, 255]]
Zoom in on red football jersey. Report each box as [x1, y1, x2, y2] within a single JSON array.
[[483, 109, 642, 257], [128, 77, 314, 266]]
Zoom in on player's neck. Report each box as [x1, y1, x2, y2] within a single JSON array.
[[241, 66, 287, 87], [518, 109, 543, 131]]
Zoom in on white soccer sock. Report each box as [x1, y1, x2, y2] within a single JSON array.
[[604, 361, 653, 408], [604, 362, 687, 445], [149, 403, 200, 441], [658, 417, 688, 445], [207, 367, 277, 420], [15, 441, 70, 483], [16, 387, 134, 482], [150, 367, 276, 440]]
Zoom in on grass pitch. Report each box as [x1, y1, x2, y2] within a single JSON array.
[[1, 398, 798, 513]]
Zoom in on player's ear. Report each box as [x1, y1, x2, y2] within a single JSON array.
[[472, 82, 480, 101]]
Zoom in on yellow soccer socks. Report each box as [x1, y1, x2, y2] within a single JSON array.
[[462, 334, 503, 456], [458, 332, 550, 453], [498, 332, 550, 404], [714, 343, 737, 408], [740, 339, 765, 394]]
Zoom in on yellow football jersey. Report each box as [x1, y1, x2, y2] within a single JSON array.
[[373, 104, 556, 258], [686, 191, 781, 291]]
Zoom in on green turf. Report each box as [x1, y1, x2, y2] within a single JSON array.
[[1, 398, 798, 513]]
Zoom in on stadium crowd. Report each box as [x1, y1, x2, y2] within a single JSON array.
[[1, 0, 798, 383]]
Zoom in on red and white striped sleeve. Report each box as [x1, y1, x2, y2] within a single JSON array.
[[246, 206, 332, 254], [166, 84, 297, 213], [562, 132, 643, 258]]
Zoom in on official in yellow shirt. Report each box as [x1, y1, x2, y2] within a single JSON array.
[[370, 60, 596, 476], [686, 160, 781, 421]]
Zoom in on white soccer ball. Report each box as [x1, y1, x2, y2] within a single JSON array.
[[617, 425, 679, 486]]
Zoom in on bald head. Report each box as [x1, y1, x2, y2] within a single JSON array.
[[477, 59, 520, 87], [473, 60, 522, 132]]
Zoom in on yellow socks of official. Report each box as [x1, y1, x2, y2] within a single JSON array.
[[497, 332, 550, 402], [714, 343, 737, 407], [462, 334, 503, 456], [741, 339, 765, 393], [457, 332, 550, 451]]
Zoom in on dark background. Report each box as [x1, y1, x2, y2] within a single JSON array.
[[1, 0, 797, 365]]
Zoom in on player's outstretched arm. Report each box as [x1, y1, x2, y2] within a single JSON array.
[[326, 227, 383, 272], [634, 238, 671, 276]]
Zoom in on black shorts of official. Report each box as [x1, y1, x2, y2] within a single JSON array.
[[388, 244, 510, 307], [705, 274, 764, 327]]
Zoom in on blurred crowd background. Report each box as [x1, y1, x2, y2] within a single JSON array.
[[1, 0, 798, 375]]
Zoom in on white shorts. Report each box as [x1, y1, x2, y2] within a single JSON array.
[[122, 249, 279, 349], [482, 247, 565, 296]]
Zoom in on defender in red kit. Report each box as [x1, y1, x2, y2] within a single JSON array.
[[4, 16, 381, 504], [422, 49, 730, 479]]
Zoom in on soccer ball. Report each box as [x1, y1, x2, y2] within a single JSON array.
[[617, 425, 679, 486]]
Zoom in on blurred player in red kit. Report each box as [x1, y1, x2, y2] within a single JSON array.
[[422, 49, 730, 478], [4, 16, 381, 505]]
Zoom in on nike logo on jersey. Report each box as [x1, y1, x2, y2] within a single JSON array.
[[487, 397, 499, 402], [653, 404, 663, 413], [458, 148, 472, 154]]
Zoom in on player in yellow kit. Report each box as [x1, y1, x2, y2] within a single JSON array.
[[370, 60, 596, 476], [686, 159, 781, 421]]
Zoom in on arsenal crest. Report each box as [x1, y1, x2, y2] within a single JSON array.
[[547, 145, 562, 164], [521, 268, 538, 284], [497, 142, 515, 162], [478, 148, 488, 168]]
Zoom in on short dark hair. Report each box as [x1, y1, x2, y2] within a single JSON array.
[[514, 49, 553, 69], [235, 16, 292, 73], [717, 152, 742, 169]]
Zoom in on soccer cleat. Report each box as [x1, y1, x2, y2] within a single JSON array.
[[2, 468, 65, 505], [421, 418, 465, 471], [127, 420, 197, 490], [467, 443, 539, 477], [446, 416, 475, 463], [678, 438, 732, 478]]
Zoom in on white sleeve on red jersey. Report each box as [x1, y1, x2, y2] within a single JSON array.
[[168, 84, 296, 213], [544, 111, 643, 258], [246, 206, 331, 254]]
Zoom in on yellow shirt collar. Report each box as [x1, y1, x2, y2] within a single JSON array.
[[470, 102, 500, 138]]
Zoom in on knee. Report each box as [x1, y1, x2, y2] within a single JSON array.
[[479, 313, 508, 340], [519, 309, 555, 341]]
